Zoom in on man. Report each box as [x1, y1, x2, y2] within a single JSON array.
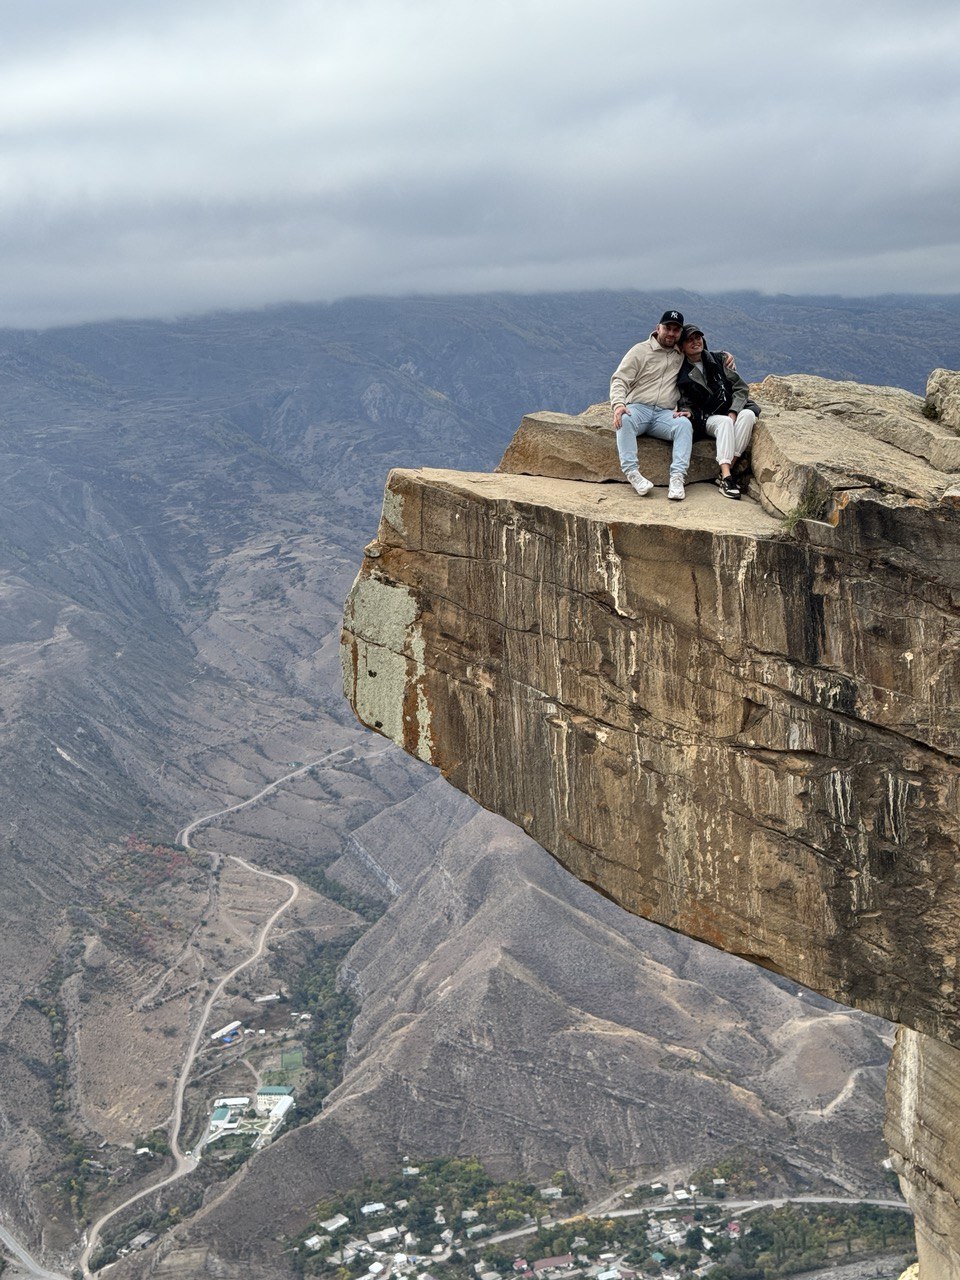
[[676, 324, 759, 501], [609, 308, 696, 501]]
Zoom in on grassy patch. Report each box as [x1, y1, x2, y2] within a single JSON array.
[[282, 1046, 305, 1071], [783, 477, 832, 533]]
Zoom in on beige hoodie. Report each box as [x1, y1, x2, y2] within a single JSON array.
[[609, 334, 684, 410]]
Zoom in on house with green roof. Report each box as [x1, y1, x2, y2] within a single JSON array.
[[255, 1084, 294, 1115]]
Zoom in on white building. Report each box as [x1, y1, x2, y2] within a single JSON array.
[[269, 1095, 295, 1122], [368, 1228, 400, 1246], [255, 1086, 293, 1114], [209, 1020, 242, 1040]]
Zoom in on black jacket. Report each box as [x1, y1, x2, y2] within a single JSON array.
[[677, 346, 760, 438]]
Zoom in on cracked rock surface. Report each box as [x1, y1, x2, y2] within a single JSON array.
[[342, 369, 960, 1277]]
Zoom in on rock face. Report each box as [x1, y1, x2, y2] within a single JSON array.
[[886, 1029, 960, 1277], [342, 371, 960, 1278], [926, 367, 960, 434]]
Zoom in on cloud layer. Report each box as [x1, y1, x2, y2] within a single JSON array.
[[2, 0, 958, 327]]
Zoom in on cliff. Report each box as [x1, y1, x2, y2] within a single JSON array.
[[342, 369, 960, 1278]]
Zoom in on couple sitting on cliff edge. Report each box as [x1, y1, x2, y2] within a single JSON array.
[[610, 307, 761, 502]]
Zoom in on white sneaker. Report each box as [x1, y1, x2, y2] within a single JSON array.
[[625, 469, 654, 497], [668, 475, 685, 501]]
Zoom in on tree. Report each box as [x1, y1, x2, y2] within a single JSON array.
[[482, 1249, 513, 1272]]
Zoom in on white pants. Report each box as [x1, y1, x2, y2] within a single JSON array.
[[705, 409, 756, 467]]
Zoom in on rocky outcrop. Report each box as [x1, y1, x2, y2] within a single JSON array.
[[886, 1029, 960, 1277], [497, 403, 720, 485], [342, 370, 960, 1277], [926, 368, 960, 435]]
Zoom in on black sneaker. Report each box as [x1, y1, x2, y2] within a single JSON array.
[[718, 474, 741, 500]]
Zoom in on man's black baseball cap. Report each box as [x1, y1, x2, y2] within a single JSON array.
[[659, 309, 684, 326]]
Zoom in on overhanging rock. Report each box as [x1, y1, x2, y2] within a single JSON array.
[[344, 375, 960, 1042], [342, 369, 960, 1277]]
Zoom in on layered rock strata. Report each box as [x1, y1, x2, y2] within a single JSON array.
[[342, 370, 960, 1277], [887, 1029, 960, 1277]]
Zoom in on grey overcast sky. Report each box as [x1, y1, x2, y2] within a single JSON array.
[[2, 0, 959, 328]]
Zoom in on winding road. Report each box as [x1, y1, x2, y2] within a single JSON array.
[[78, 862, 299, 1274], [478, 1192, 910, 1251], [75, 744, 388, 1277], [0, 1222, 70, 1280]]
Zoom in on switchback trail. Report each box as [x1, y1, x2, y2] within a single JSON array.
[[79, 857, 298, 1276], [175, 743, 382, 848], [79, 744, 390, 1277]]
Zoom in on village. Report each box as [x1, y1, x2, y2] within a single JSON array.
[[296, 1183, 739, 1280], [289, 1158, 913, 1280]]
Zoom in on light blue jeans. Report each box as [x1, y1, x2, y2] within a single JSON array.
[[616, 403, 692, 478]]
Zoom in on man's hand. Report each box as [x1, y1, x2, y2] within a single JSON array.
[[613, 404, 627, 429], [724, 352, 737, 370], [674, 409, 691, 418]]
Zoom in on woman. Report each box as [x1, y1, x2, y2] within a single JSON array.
[[676, 324, 760, 500]]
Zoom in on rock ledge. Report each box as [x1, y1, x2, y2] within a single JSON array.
[[342, 369, 960, 1278]]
